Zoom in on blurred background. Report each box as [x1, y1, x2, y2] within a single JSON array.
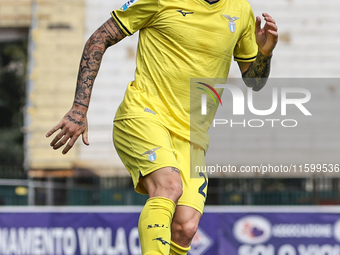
[[0, 0, 340, 207]]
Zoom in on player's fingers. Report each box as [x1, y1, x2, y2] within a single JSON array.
[[262, 13, 273, 20], [82, 128, 90, 146], [46, 123, 62, 138], [268, 30, 279, 38], [53, 134, 71, 150], [264, 16, 276, 24], [265, 22, 278, 32], [62, 136, 78, 155], [50, 129, 66, 147], [266, 21, 277, 30], [255, 16, 262, 34]]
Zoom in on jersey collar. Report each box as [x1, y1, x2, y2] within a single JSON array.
[[204, 0, 220, 4], [196, 0, 224, 9]]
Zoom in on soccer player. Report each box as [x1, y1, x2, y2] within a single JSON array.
[[46, 0, 278, 253]]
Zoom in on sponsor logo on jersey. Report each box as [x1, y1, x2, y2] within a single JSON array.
[[142, 147, 162, 162], [177, 10, 194, 17], [153, 237, 170, 245], [223, 15, 240, 33], [121, 0, 139, 11]]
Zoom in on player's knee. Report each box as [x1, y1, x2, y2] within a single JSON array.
[[182, 220, 198, 241], [172, 217, 199, 244]]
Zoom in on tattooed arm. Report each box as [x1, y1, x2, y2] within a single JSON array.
[[74, 17, 125, 107], [238, 52, 272, 91], [46, 17, 126, 154], [238, 13, 278, 91]]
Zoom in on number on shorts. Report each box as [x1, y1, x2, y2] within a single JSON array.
[[198, 172, 207, 198]]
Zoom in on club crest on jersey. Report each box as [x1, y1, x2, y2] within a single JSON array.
[[142, 147, 162, 162], [223, 15, 240, 33], [121, 0, 139, 11]]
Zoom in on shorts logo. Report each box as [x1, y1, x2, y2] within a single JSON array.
[[223, 15, 240, 33], [142, 147, 162, 162], [121, 0, 139, 11]]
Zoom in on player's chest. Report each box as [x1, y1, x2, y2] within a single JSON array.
[[152, 0, 245, 48]]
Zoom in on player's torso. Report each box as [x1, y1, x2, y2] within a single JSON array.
[[133, 0, 250, 105], [116, 0, 254, 147]]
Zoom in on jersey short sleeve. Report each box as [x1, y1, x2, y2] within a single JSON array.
[[111, 0, 159, 36], [233, 6, 258, 62]]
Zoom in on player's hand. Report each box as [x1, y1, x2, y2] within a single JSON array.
[[46, 107, 89, 154], [255, 13, 278, 56]]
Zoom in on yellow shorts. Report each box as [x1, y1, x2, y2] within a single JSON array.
[[113, 118, 208, 214]]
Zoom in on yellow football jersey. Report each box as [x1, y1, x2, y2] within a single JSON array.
[[111, 0, 257, 151]]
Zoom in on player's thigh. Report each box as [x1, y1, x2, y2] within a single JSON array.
[[113, 118, 180, 194], [141, 166, 183, 202]]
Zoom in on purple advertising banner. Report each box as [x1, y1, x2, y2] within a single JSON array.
[[0, 207, 340, 255]]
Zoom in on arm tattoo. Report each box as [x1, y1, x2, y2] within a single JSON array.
[[74, 18, 125, 105], [93, 51, 103, 61], [242, 51, 272, 91], [80, 56, 90, 72], [67, 115, 85, 127], [104, 20, 125, 46], [74, 100, 88, 108], [72, 110, 85, 118], [171, 167, 180, 174]]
